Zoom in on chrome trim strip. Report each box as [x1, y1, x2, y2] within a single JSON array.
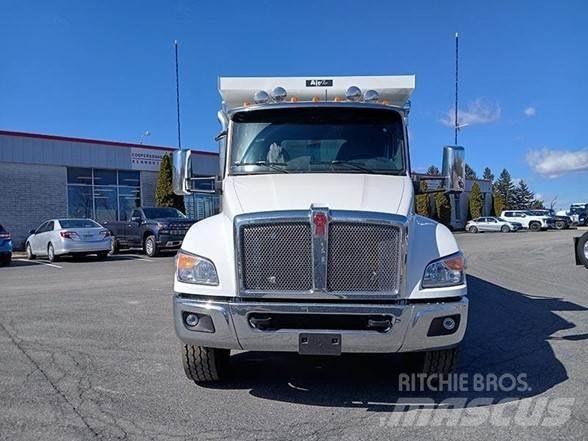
[[234, 209, 408, 300]]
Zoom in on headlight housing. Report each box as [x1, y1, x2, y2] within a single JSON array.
[[176, 250, 219, 285], [422, 252, 465, 288]]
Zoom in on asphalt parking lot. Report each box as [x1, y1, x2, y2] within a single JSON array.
[[0, 230, 586, 441]]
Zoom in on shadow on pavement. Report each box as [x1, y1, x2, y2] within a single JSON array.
[[202, 275, 585, 411]]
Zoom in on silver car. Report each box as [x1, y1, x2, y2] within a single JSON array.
[[26, 218, 112, 262], [466, 216, 522, 233]]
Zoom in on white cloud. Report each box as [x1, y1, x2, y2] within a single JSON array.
[[526, 147, 588, 177], [440, 99, 501, 127], [524, 106, 536, 117]]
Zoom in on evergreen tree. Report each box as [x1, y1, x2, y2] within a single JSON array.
[[465, 163, 478, 180], [415, 181, 430, 217], [435, 192, 452, 228], [513, 180, 534, 209], [493, 193, 505, 216], [530, 199, 545, 209], [482, 167, 494, 183], [494, 169, 516, 209], [426, 165, 441, 176], [155, 154, 185, 211], [469, 182, 483, 219]]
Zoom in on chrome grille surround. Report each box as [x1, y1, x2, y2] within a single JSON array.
[[234, 209, 408, 300]]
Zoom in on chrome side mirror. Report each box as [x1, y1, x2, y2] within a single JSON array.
[[442, 145, 465, 193], [173, 149, 192, 195]]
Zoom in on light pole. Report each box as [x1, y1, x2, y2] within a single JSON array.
[[139, 130, 151, 145]]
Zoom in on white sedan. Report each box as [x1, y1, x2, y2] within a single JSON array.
[[26, 219, 112, 262], [465, 216, 522, 233]]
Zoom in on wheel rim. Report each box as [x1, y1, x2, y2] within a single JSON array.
[[48, 246, 54, 260], [502, 226, 508, 232], [27, 244, 32, 258], [110, 239, 116, 254], [146, 239, 153, 255], [584, 242, 588, 259]]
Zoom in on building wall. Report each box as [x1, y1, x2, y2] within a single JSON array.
[[0, 162, 67, 248]]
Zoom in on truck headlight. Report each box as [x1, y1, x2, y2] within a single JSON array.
[[176, 250, 218, 285], [422, 252, 465, 288]]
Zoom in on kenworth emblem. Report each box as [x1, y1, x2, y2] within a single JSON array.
[[310, 206, 329, 291]]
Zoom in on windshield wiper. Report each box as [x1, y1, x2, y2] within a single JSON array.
[[329, 160, 376, 174], [232, 161, 289, 174]]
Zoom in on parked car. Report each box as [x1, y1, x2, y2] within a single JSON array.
[[500, 210, 553, 232], [0, 224, 13, 266], [574, 231, 588, 268], [527, 209, 571, 230], [466, 216, 522, 233], [25, 218, 112, 262], [103, 207, 196, 257]]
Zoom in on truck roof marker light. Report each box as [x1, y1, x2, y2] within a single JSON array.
[[364, 89, 379, 103], [253, 90, 270, 104], [290, 96, 299, 102], [270, 86, 287, 102], [312, 212, 328, 236], [311, 96, 320, 102], [333, 96, 343, 102], [345, 86, 362, 101]]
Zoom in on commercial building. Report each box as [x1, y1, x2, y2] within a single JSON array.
[[413, 173, 493, 229], [0, 130, 218, 248]]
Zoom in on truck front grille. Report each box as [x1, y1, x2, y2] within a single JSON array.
[[240, 223, 313, 291], [327, 222, 401, 292], [238, 215, 403, 295]]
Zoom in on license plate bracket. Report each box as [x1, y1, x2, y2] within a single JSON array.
[[298, 333, 342, 356]]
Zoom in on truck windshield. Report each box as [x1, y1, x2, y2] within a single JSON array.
[[143, 208, 186, 219], [230, 107, 406, 176]]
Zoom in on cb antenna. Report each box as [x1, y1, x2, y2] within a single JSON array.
[[454, 32, 459, 145], [174, 40, 182, 149]]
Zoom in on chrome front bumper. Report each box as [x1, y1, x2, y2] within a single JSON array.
[[173, 294, 468, 353]]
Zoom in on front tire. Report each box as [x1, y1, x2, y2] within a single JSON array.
[[577, 233, 588, 268], [468, 226, 478, 233], [0, 255, 10, 267], [26, 243, 36, 260], [109, 238, 119, 255], [529, 222, 541, 232], [555, 220, 565, 230], [47, 243, 59, 262], [144, 235, 159, 257], [501, 225, 510, 233], [181, 345, 230, 384], [411, 347, 460, 377]]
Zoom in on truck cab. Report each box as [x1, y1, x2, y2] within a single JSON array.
[[172, 76, 468, 383]]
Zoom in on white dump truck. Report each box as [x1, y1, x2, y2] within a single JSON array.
[[172, 76, 468, 383]]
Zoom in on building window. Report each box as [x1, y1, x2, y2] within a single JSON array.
[[67, 168, 141, 222]]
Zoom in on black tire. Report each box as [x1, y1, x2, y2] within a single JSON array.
[[411, 347, 460, 377], [577, 233, 588, 268], [47, 243, 59, 262], [109, 238, 119, 255], [144, 235, 159, 257], [501, 225, 510, 233], [555, 220, 565, 230], [97, 251, 109, 260], [26, 243, 36, 260], [181, 345, 230, 384], [468, 226, 478, 233], [529, 222, 541, 232]]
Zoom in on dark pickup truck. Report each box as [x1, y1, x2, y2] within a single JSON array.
[[104, 207, 196, 257]]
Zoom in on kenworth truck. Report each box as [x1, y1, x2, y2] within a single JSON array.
[[172, 76, 468, 383]]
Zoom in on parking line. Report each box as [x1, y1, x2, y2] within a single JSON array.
[[16, 259, 63, 269], [114, 255, 155, 262]]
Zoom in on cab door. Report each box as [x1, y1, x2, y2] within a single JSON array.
[[126, 209, 144, 246]]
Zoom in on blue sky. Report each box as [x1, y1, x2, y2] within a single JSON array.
[[1, 0, 586, 210]]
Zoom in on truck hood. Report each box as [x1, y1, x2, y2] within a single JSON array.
[[226, 174, 413, 216]]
